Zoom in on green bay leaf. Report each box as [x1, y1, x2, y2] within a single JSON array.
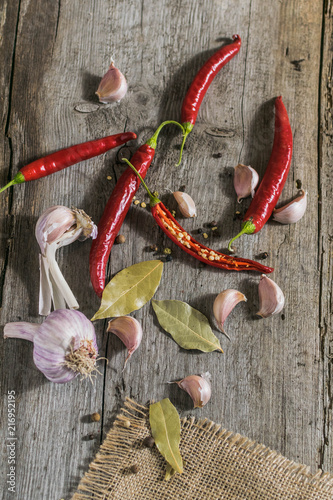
[[149, 399, 183, 474], [91, 260, 163, 320], [152, 299, 223, 352]]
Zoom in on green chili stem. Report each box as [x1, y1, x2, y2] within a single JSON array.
[[228, 220, 256, 251], [146, 120, 185, 149], [121, 158, 161, 207], [0, 172, 25, 194]]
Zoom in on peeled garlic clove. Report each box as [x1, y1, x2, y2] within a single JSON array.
[[173, 191, 197, 218], [257, 274, 285, 318], [176, 372, 211, 408], [213, 289, 247, 334], [96, 62, 128, 103], [107, 316, 143, 368], [272, 189, 307, 224], [233, 164, 259, 203]]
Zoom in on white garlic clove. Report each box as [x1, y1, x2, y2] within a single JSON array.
[[213, 289, 247, 335], [107, 316, 143, 368], [233, 164, 259, 203], [272, 189, 307, 224], [257, 274, 285, 318], [173, 191, 197, 218], [176, 372, 211, 408], [96, 62, 128, 103]]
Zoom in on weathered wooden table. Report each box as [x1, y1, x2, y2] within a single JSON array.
[[1, 1, 332, 498]]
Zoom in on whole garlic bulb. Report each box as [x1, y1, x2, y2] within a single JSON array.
[[4, 310, 99, 383]]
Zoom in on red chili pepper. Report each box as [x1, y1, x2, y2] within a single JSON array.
[[177, 35, 241, 164], [0, 132, 137, 193], [90, 121, 184, 297], [228, 96, 293, 250], [122, 159, 274, 274]]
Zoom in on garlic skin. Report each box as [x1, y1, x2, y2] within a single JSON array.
[[233, 164, 259, 203], [4, 310, 99, 383], [176, 372, 211, 408], [96, 62, 128, 103], [173, 191, 197, 218], [36, 206, 97, 316], [272, 189, 307, 224], [213, 289, 247, 335], [257, 274, 285, 318], [107, 316, 143, 368]]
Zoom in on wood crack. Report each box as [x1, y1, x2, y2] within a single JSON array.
[[238, 0, 252, 164]]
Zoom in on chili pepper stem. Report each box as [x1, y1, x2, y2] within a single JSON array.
[[146, 120, 185, 150], [121, 158, 161, 207], [0, 172, 25, 193], [176, 122, 193, 167], [228, 220, 256, 251]]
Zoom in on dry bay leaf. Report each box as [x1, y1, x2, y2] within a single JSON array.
[[149, 398, 183, 475], [152, 299, 223, 352], [92, 260, 163, 320]]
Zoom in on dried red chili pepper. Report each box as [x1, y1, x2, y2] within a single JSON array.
[[178, 35, 241, 164], [122, 159, 273, 274], [228, 96, 293, 250], [90, 121, 185, 297], [0, 132, 137, 193]]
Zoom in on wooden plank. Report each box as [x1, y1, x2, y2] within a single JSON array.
[[318, 0, 333, 472], [0, 0, 330, 498]]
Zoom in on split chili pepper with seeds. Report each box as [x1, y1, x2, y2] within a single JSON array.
[[121, 158, 273, 274], [0, 132, 137, 193], [89, 121, 185, 297]]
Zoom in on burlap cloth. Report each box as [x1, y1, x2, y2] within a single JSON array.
[[73, 399, 333, 500]]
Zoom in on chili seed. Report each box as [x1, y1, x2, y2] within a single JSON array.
[[133, 196, 136, 200], [203, 233, 208, 239], [140, 202, 147, 208], [91, 412, 100, 422], [134, 200, 140, 205], [296, 179, 302, 189], [143, 436, 155, 448], [130, 465, 139, 474], [163, 248, 172, 255], [107, 175, 112, 180], [211, 226, 218, 231], [115, 234, 126, 244], [171, 210, 176, 217]]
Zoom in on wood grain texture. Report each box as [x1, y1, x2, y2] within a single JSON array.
[[0, 0, 331, 498]]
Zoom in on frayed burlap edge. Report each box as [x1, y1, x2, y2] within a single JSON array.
[[72, 398, 333, 500]]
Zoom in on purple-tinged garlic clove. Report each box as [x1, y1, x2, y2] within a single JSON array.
[[233, 164, 259, 203], [173, 191, 197, 218], [272, 190, 307, 224], [257, 274, 285, 318], [107, 316, 143, 368], [176, 372, 211, 408], [213, 289, 247, 336], [96, 62, 128, 103]]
